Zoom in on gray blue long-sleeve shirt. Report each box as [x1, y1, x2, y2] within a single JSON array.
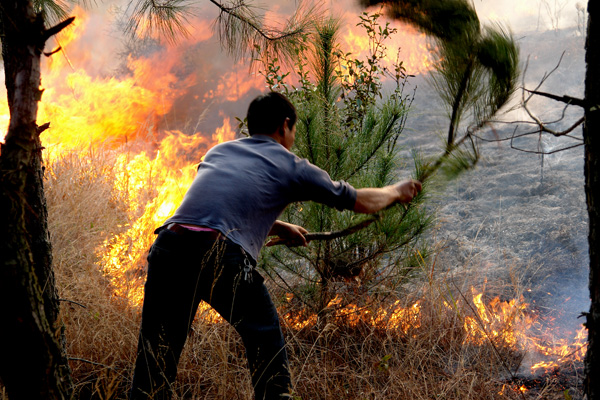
[[164, 134, 357, 261]]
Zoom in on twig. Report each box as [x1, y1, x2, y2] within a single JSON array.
[[68, 357, 112, 369], [519, 52, 585, 140], [59, 298, 87, 308], [510, 142, 583, 155], [474, 124, 584, 143]]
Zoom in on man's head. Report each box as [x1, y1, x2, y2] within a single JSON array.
[[247, 92, 297, 149]]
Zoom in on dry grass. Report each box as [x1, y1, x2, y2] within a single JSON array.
[[39, 146, 559, 400]]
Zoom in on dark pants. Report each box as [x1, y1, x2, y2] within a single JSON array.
[[129, 228, 291, 399]]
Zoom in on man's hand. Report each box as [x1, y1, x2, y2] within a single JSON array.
[[353, 179, 422, 214], [393, 179, 422, 204], [266, 221, 309, 247]]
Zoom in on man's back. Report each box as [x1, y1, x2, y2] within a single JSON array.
[[165, 134, 356, 260]]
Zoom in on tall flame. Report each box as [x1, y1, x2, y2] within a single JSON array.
[[0, 6, 242, 305]]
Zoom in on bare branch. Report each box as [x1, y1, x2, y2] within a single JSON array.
[[523, 51, 565, 100], [474, 124, 584, 143], [516, 50, 585, 146], [510, 141, 583, 155], [43, 16, 75, 42], [37, 122, 51, 135], [43, 46, 62, 57], [524, 89, 586, 108], [518, 107, 583, 137], [522, 96, 584, 137]]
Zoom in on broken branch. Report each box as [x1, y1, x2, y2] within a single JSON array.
[[268, 214, 380, 246], [37, 122, 50, 135], [524, 89, 586, 108], [43, 16, 75, 42], [44, 46, 62, 57]]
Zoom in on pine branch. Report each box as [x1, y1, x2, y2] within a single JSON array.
[[211, 0, 317, 63], [268, 214, 381, 246], [270, 189, 421, 247], [209, 0, 303, 42], [34, 0, 69, 24], [126, 0, 193, 43]]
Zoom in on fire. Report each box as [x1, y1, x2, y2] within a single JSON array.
[[36, 10, 188, 150], [99, 125, 235, 305], [340, 18, 435, 75], [529, 325, 588, 373], [462, 290, 534, 347], [0, 101, 8, 144], [280, 288, 587, 379], [459, 288, 587, 375], [0, 6, 241, 304]]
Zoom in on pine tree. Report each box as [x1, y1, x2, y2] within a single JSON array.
[[259, 14, 430, 315]]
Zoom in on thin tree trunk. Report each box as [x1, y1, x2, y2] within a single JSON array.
[[0, 1, 72, 398], [584, 0, 600, 398]]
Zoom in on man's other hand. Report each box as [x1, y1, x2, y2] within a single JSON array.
[[266, 221, 309, 247]]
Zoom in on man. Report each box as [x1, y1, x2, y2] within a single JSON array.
[[130, 92, 421, 399]]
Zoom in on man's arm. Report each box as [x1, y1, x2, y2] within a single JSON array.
[[353, 179, 422, 214], [267, 179, 421, 246]]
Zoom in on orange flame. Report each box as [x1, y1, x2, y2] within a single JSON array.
[[281, 287, 587, 378], [0, 7, 239, 305], [340, 19, 435, 75]]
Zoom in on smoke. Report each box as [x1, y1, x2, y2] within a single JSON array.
[[474, 0, 584, 34]]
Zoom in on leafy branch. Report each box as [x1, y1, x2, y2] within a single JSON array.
[[124, 0, 318, 65]]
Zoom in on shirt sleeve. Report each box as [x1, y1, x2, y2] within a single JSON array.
[[295, 159, 357, 211]]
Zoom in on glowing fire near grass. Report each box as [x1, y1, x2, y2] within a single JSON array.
[[0, 5, 586, 387], [279, 289, 587, 377]]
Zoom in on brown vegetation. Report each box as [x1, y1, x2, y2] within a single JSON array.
[[6, 146, 574, 399]]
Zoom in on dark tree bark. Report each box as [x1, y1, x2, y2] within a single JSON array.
[[584, 1, 600, 398], [0, 1, 73, 398]]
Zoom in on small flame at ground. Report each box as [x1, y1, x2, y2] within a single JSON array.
[[280, 288, 586, 377]]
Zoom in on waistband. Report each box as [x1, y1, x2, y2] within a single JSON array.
[[161, 223, 224, 240]]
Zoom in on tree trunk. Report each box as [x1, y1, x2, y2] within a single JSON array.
[[584, 0, 600, 398], [0, 1, 72, 398]]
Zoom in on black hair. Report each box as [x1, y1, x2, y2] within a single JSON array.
[[246, 92, 297, 136]]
